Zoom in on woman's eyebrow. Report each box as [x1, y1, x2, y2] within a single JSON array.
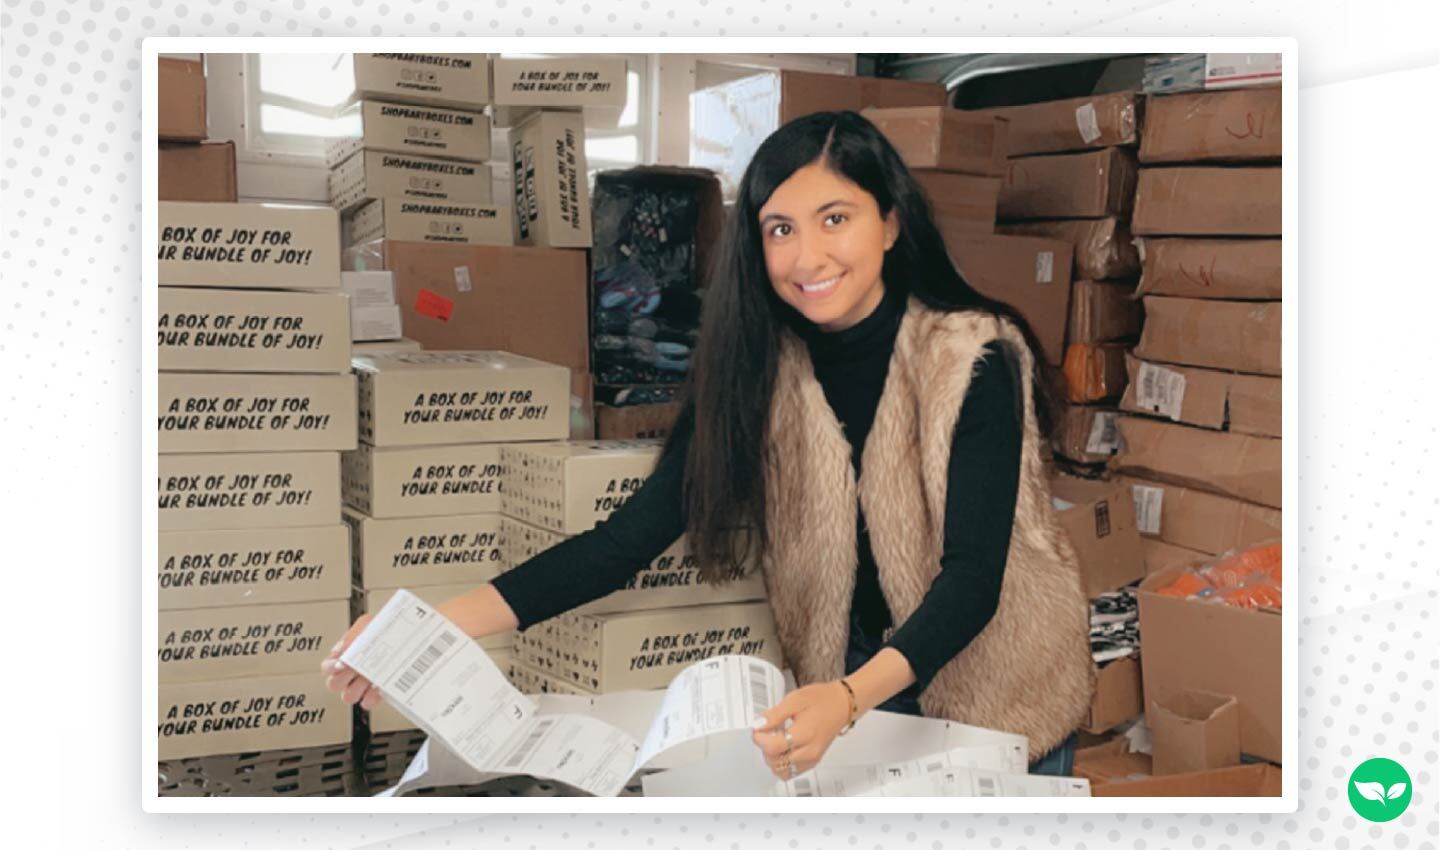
[[759, 199, 855, 225]]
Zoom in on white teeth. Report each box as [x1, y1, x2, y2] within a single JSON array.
[[799, 275, 840, 293]]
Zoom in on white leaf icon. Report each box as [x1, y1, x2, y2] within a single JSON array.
[[1387, 783, 1407, 800], [1355, 781, 1387, 804]]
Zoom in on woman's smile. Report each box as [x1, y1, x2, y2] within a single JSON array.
[[796, 271, 844, 299]]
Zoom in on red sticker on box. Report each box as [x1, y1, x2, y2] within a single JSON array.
[[415, 288, 454, 322]]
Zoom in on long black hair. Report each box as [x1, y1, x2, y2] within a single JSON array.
[[669, 110, 1058, 584]]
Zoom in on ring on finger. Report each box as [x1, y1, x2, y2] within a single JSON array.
[[782, 728, 793, 754]]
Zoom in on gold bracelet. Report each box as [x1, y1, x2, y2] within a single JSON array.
[[837, 678, 859, 735]]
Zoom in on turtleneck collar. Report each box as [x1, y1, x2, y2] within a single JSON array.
[[799, 283, 906, 367]]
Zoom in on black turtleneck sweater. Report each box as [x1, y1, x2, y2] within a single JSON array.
[[490, 287, 1022, 692]]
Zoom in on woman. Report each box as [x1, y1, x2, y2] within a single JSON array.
[[324, 110, 1095, 782]]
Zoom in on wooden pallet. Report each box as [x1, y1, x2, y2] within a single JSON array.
[[158, 743, 362, 797]]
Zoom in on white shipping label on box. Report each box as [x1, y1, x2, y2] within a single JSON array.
[[158, 202, 341, 290], [158, 372, 358, 454], [158, 287, 352, 374], [159, 524, 350, 610], [1074, 103, 1102, 144], [1131, 484, 1165, 535], [355, 351, 571, 446], [342, 442, 502, 518], [158, 451, 341, 532], [346, 508, 506, 589], [340, 270, 396, 308], [326, 100, 491, 166], [1084, 411, 1121, 456], [1034, 250, 1055, 284], [490, 57, 628, 108], [158, 671, 352, 760], [348, 198, 513, 247], [499, 440, 660, 534], [350, 53, 491, 110], [512, 111, 592, 248], [1134, 362, 1188, 421], [158, 600, 351, 684], [329, 150, 493, 215], [351, 304, 403, 342]]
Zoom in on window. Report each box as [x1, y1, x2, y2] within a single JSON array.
[[244, 54, 358, 157]]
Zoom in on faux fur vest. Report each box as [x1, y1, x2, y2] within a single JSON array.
[[760, 297, 1095, 759]]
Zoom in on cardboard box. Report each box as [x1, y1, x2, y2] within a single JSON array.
[[1048, 473, 1147, 597], [489, 56, 629, 126], [1140, 88, 1282, 164], [1068, 280, 1143, 344], [374, 241, 589, 379], [914, 171, 1001, 235], [158, 288, 352, 374], [861, 106, 1008, 175], [1073, 739, 1154, 786], [159, 142, 237, 202], [159, 57, 207, 141], [594, 402, 684, 441], [159, 524, 351, 610], [997, 217, 1139, 282], [1121, 354, 1282, 437], [1063, 342, 1129, 403], [1132, 167, 1281, 236], [1139, 567, 1280, 762], [328, 150, 493, 215], [1114, 416, 1281, 510], [340, 270, 396, 307], [325, 100, 491, 166], [353, 338, 423, 355], [499, 440, 661, 535], [158, 202, 341, 290], [347, 198, 513, 247], [998, 148, 1139, 220], [945, 233, 1074, 367], [158, 451, 341, 532], [512, 601, 781, 693], [341, 441, 502, 518], [345, 508, 505, 589], [158, 372, 358, 454], [970, 91, 1141, 156], [508, 658, 588, 696], [158, 599, 350, 684], [1120, 475, 1282, 556], [368, 649, 514, 733], [1051, 404, 1121, 465], [1141, 538, 1211, 574], [1143, 53, 1282, 94], [354, 350, 571, 447], [346, 53, 491, 110], [1135, 297, 1281, 376], [360, 584, 515, 651], [350, 304, 403, 342], [500, 516, 767, 615], [1085, 656, 1143, 734], [1091, 763, 1281, 797], [1135, 238, 1281, 300], [1150, 690, 1241, 776], [511, 110, 592, 248], [158, 671, 352, 760]]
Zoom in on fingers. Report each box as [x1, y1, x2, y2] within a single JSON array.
[[767, 745, 818, 780], [341, 674, 373, 707], [359, 687, 384, 711], [324, 666, 358, 695]]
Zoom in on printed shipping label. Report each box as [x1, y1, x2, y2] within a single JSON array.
[[1074, 103, 1102, 144], [1035, 251, 1055, 284], [1131, 484, 1165, 535], [1135, 362, 1187, 421], [1084, 411, 1120, 456]]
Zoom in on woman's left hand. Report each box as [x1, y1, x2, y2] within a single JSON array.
[[751, 681, 852, 781]]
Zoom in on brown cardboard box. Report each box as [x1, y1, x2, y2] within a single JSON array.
[[159, 57, 207, 141], [1135, 297, 1281, 376], [1068, 280, 1143, 344], [594, 402, 684, 440], [328, 150, 493, 215], [347, 199, 513, 247], [861, 106, 1008, 175], [1135, 238, 1281, 300], [159, 288, 352, 374], [997, 217, 1139, 281], [158, 600, 350, 684], [1120, 475, 1282, 555], [354, 350, 571, 447], [159, 525, 350, 611], [1141, 538, 1211, 574], [998, 148, 1139, 219], [158, 202, 341, 290], [1051, 404, 1121, 465], [945, 233, 1073, 366], [1114, 416, 1281, 509], [1140, 88, 1282, 164], [1048, 473, 1146, 597], [1091, 763, 1281, 797], [341, 442, 502, 518], [344, 508, 504, 590], [325, 100, 491, 166], [489, 56, 629, 126], [1121, 354, 1282, 437], [1139, 566, 1281, 762], [1073, 739, 1153, 786], [1132, 167, 1281, 236], [158, 671, 352, 760], [159, 142, 237, 202], [1149, 690, 1241, 776], [1085, 656, 1143, 734], [914, 171, 1001, 235], [971, 91, 1141, 156], [158, 372, 358, 454], [346, 53, 491, 110], [1063, 342, 1129, 403], [158, 451, 341, 533], [511, 110, 592, 248], [499, 440, 661, 535]]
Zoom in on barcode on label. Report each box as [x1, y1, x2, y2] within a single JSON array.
[[976, 775, 999, 797], [1085, 411, 1120, 455], [792, 776, 815, 797], [453, 265, 473, 293], [1131, 484, 1164, 535], [1135, 363, 1186, 421], [746, 661, 770, 712], [394, 631, 458, 694], [1035, 251, 1055, 284], [505, 717, 555, 769]]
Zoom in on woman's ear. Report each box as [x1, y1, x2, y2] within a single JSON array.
[[883, 209, 900, 251]]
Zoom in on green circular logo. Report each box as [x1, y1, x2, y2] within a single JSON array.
[[1348, 757, 1412, 822]]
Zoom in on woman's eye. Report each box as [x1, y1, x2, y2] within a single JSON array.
[[769, 223, 791, 238], [824, 212, 847, 226]]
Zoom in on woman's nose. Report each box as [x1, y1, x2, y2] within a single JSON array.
[[794, 231, 829, 277]]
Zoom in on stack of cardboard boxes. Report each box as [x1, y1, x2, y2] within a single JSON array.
[[156, 200, 357, 793], [157, 55, 238, 203]]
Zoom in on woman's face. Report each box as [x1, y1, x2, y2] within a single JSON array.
[[758, 161, 900, 332]]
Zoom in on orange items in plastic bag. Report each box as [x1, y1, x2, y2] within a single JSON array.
[[1155, 570, 1213, 599], [1062, 342, 1129, 403], [1219, 583, 1282, 609], [1207, 542, 1282, 588]]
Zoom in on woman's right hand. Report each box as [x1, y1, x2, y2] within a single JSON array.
[[321, 613, 383, 711]]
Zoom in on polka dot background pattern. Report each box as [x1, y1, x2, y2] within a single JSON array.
[[2, 1, 1438, 846]]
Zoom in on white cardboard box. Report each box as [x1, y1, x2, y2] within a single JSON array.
[[158, 287, 352, 374], [158, 202, 341, 290], [339, 270, 396, 308], [344, 507, 506, 589], [158, 372, 358, 454], [510, 110, 592, 248], [351, 304, 403, 342], [159, 524, 351, 610], [507, 658, 588, 696], [158, 451, 341, 532], [158, 671, 352, 760], [346, 198, 513, 247], [325, 99, 491, 166], [341, 441, 503, 518], [489, 56, 627, 127], [346, 53, 491, 110], [158, 599, 351, 684], [328, 150, 493, 215], [499, 440, 660, 534]]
